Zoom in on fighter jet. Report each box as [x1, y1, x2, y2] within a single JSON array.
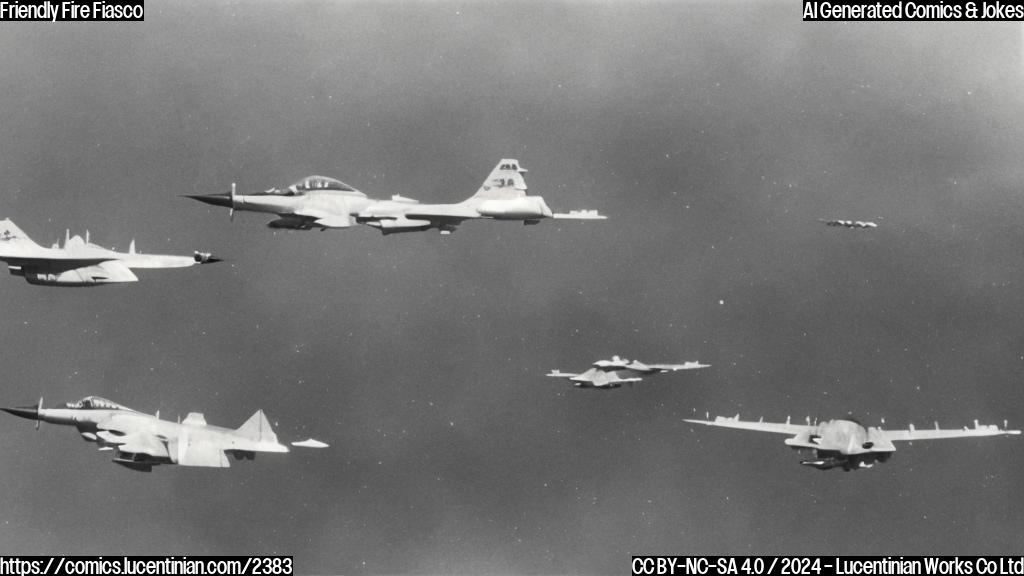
[[684, 414, 1019, 471], [547, 355, 710, 388], [820, 219, 877, 228], [185, 158, 605, 235], [0, 219, 219, 286], [2, 396, 328, 472]]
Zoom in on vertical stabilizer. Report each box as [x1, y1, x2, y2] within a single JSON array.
[[0, 219, 39, 247], [470, 159, 528, 200], [235, 409, 280, 444]]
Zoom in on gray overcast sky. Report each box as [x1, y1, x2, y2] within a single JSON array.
[[1, 1, 1024, 573]]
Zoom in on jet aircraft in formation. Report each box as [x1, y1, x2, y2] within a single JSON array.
[[0, 219, 218, 286], [185, 159, 605, 235], [2, 396, 327, 472], [5, 159, 1017, 479], [684, 414, 1019, 471], [820, 219, 878, 229], [547, 355, 710, 388]]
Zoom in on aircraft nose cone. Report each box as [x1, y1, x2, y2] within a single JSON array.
[[183, 194, 232, 208], [2, 405, 39, 421]]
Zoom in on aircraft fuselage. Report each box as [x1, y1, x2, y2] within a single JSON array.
[[236, 191, 374, 217], [4, 402, 287, 471], [783, 419, 896, 471]]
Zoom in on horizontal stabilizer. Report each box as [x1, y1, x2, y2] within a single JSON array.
[[291, 438, 329, 448]]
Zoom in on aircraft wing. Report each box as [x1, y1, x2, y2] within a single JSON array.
[[402, 204, 480, 221], [0, 255, 112, 271], [879, 421, 1021, 442], [114, 432, 170, 460], [292, 209, 354, 228], [97, 417, 171, 462], [684, 415, 817, 436], [3, 258, 139, 284]]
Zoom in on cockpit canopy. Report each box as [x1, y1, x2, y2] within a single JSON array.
[[65, 396, 133, 411], [265, 175, 363, 197]]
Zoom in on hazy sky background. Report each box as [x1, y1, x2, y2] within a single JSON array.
[[1, 1, 1024, 573]]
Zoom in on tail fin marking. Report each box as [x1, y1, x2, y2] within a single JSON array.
[[471, 158, 529, 200], [0, 219, 37, 245]]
